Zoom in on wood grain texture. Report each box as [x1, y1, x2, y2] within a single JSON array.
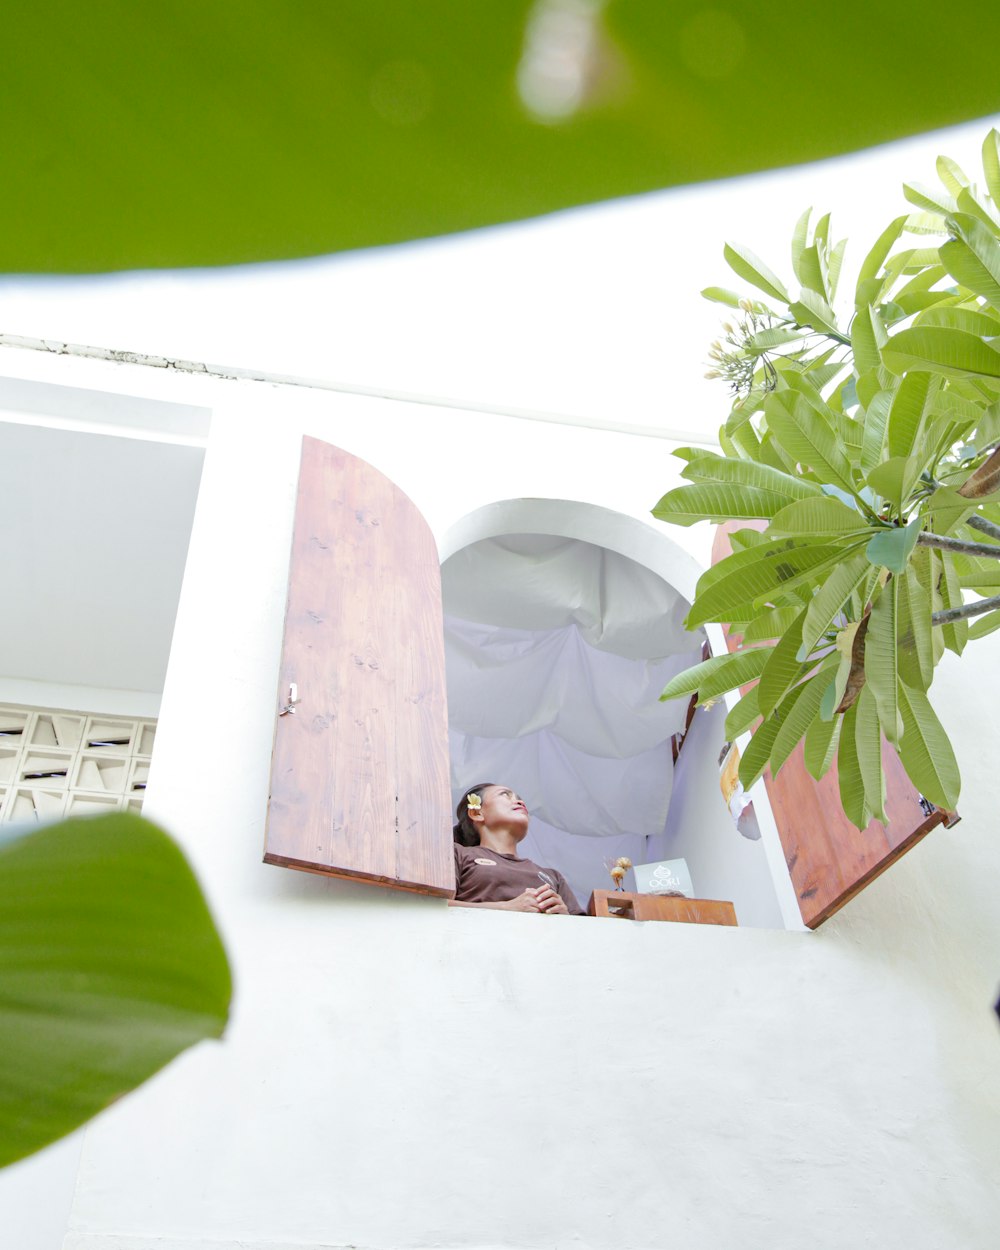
[[588, 890, 738, 925], [265, 437, 455, 896], [712, 521, 947, 928]]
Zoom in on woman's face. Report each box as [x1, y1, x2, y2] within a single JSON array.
[[477, 785, 530, 837]]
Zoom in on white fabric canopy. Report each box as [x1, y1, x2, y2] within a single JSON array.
[[442, 533, 693, 659], [446, 619, 694, 760], [443, 532, 703, 890]]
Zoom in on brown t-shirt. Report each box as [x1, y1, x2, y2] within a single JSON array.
[[453, 843, 585, 915]]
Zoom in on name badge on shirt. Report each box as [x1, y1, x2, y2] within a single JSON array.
[[474, 857, 497, 866]]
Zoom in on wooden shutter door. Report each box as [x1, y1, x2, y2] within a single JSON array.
[[712, 523, 953, 928], [265, 437, 455, 897]]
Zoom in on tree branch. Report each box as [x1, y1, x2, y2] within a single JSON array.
[[917, 531, 1000, 559], [967, 514, 1000, 543], [931, 593, 1000, 627]]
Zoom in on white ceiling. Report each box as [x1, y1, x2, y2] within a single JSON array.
[[0, 419, 204, 695]]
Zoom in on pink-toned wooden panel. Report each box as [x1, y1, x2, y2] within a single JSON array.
[[712, 521, 947, 928], [265, 437, 454, 897]]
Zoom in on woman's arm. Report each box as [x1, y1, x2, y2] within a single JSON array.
[[449, 887, 557, 912]]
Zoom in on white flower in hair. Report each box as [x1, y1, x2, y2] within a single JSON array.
[[466, 792, 482, 811]]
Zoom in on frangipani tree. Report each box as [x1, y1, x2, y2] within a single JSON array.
[[654, 129, 1000, 831]]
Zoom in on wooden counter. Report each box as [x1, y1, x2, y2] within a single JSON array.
[[588, 890, 737, 926]]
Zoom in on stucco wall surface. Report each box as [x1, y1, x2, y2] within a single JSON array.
[[5, 367, 1000, 1250]]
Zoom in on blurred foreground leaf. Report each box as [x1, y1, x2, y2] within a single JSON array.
[[7, 2, 1000, 272], [0, 812, 231, 1167]]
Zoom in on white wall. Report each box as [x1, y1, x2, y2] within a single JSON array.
[[4, 357, 1000, 1250], [658, 702, 784, 930]]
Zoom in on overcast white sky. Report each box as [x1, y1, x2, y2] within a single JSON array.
[[3, 114, 999, 438]]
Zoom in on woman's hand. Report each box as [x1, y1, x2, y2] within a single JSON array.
[[500, 886, 568, 913], [533, 885, 569, 914], [503, 888, 546, 912]]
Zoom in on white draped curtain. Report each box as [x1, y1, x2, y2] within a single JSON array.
[[442, 533, 703, 905]]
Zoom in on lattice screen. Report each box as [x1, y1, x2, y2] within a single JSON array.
[[0, 705, 156, 824]]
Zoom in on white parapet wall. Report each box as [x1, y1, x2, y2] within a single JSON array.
[[3, 350, 1000, 1250]]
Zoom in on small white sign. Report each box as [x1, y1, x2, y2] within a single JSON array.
[[633, 857, 694, 898]]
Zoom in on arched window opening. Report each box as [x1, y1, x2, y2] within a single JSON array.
[[441, 512, 786, 928]]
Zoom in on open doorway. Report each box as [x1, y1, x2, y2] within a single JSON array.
[[441, 504, 786, 928], [0, 400, 205, 823]]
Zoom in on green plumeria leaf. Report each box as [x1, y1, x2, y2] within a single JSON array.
[[938, 554, 969, 654], [896, 682, 961, 809], [724, 687, 761, 738], [741, 605, 804, 645], [866, 517, 922, 575], [881, 327, 1000, 379], [659, 647, 771, 704], [738, 684, 807, 790], [798, 549, 873, 660], [887, 371, 938, 461], [897, 565, 934, 690], [680, 456, 822, 499], [804, 703, 841, 779], [687, 542, 856, 630], [765, 393, 859, 499], [768, 496, 867, 536], [757, 607, 810, 718], [701, 287, 744, 307], [770, 658, 839, 776], [724, 243, 790, 303], [860, 388, 895, 472], [903, 182, 958, 217], [855, 684, 887, 823], [982, 130, 1000, 212], [940, 212, 1000, 306], [651, 483, 800, 526], [837, 701, 871, 830], [866, 576, 902, 743], [866, 456, 919, 517], [968, 608, 1000, 639]]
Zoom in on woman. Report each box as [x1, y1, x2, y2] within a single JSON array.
[[450, 783, 586, 915]]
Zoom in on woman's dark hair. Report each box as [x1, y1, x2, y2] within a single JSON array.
[[453, 782, 497, 846]]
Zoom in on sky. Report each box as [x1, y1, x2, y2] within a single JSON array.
[[3, 114, 999, 440]]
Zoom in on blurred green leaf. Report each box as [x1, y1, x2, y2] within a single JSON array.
[[0, 812, 231, 1168]]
